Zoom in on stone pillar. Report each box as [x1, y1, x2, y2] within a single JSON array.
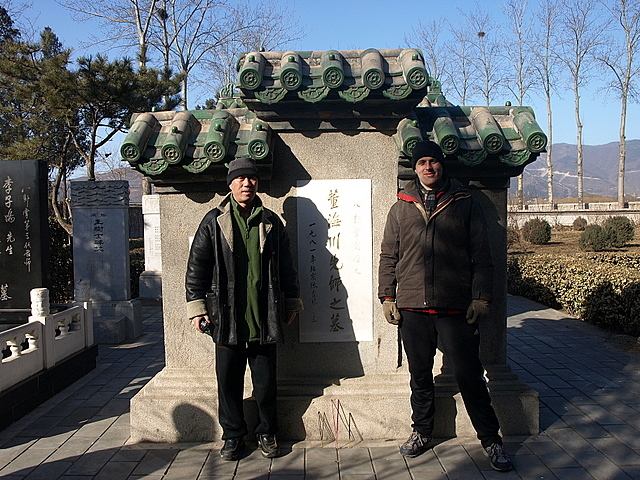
[[139, 194, 162, 298], [70, 181, 141, 344], [130, 133, 538, 443]]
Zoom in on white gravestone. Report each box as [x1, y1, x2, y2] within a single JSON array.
[[296, 179, 373, 342], [139, 194, 162, 298]]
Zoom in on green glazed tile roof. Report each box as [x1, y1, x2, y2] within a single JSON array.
[[122, 48, 546, 184]]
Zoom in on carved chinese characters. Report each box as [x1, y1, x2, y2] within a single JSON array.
[[296, 180, 373, 343]]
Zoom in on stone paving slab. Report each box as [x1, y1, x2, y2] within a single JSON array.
[[0, 298, 639, 479]]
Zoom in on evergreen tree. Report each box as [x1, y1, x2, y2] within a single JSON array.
[[0, 11, 179, 233]]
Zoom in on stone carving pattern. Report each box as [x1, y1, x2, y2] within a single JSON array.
[[71, 181, 130, 207]]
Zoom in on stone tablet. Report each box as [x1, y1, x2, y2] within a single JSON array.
[[296, 179, 373, 342], [0, 160, 49, 322]]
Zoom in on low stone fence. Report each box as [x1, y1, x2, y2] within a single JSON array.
[[0, 288, 94, 394], [508, 202, 640, 227]]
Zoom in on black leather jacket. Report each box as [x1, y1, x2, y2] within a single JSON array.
[[185, 194, 301, 345]]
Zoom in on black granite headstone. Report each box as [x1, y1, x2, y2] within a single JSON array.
[[0, 160, 50, 325]]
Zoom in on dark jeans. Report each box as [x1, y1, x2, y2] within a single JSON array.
[[215, 342, 277, 440], [400, 310, 502, 447]]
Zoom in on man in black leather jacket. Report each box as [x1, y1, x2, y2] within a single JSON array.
[[378, 141, 512, 472], [185, 157, 303, 460]]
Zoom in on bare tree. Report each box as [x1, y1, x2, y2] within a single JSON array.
[[534, 0, 563, 207], [200, 0, 304, 100], [598, 0, 640, 208], [148, 0, 235, 109], [446, 21, 477, 104], [61, 0, 158, 68], [461, 6, 505, 106], [501, 0, 536, 105], [501, 0, 537, 209], [558, 0, 607, 207], [404, 19, 450, 90]]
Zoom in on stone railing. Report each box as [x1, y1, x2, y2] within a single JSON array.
[[0, 288, 93, 394]]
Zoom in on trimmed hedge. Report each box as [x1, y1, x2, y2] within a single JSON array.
[[603, 216, 635, 248], [573, 217, 587, 231], [522, 218, 552, 245], [508, 253, 640, 337], [579, 224, 609, 251]]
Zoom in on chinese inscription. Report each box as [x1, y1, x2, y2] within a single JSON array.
[[297, 180, 373, 343], [0, 160, 49, 313]]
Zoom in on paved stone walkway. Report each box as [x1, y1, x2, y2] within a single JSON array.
[[1, 295, 639, 479]]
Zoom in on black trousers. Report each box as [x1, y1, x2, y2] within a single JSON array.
[[215, 342, 277, 440], [400, 310, 502, 447]]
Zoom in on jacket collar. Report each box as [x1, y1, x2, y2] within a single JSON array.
[[217, 193, 273, 253], [397, 176, 467, 204]]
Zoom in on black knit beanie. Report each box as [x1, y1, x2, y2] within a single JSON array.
[[411, 140, 445, 170], [226, 157, 259, 185]]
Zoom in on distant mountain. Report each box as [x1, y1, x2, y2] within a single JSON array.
[[510, 140, 640, 200]]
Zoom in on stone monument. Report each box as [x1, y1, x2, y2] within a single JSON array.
[[126, 48, 543, 442], [70, 180, 142, 343], [0, 160, 50, 328], [138, 194, 162, 298]]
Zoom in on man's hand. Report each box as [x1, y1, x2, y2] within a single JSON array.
[[191, 314, 210, 333], [382, 299, 402, 325], [284, 311, 297, 325], [466, 299, 490, 324]]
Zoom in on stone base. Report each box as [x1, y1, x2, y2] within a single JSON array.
[[130, 367, 539, 443], [93, 316, 127, 344], [434, 363, 539, 437], [433, 388, 539, 438], [139, 271, 162, 299], [92, 299, 142, 342]]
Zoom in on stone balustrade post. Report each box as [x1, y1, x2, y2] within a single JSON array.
[[28, 288, 55, 369]]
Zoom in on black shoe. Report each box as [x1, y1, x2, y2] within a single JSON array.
[[220, 437, 245, 461], [256, 433, 280, 458], [483, 443, 513, 472], [399, 430, 432, 457]]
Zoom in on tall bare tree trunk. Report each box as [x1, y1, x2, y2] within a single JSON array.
[[517, 175, 524, 208], [618, 93, 627, 207], [574, 79, 584, 207], [546, 99, 554, 206]]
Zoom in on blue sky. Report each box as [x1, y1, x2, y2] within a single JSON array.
[[24, 0, 640, 146]]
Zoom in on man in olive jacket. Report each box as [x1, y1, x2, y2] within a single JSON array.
[[186, 157, 303, 461], [378, 141, 512, 472]]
